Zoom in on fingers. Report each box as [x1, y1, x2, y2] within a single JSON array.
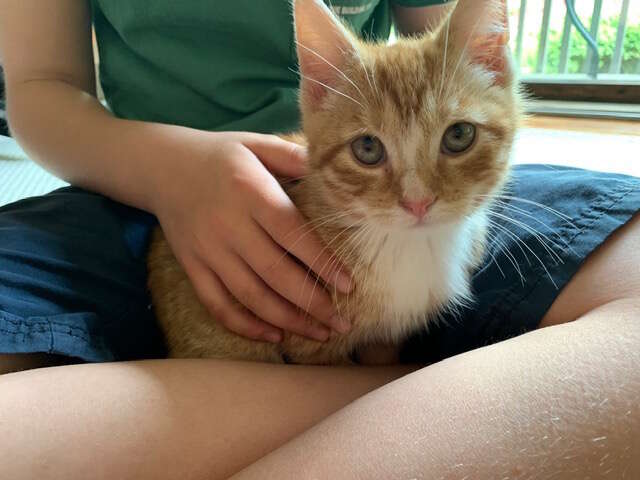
[[252, 188, 353, 297], [240, 133, 308, 178], [207, 250, 332, 342], [237, 220, 350, 333], [161, 133, 354, 343], [184, 256, 283, 343]]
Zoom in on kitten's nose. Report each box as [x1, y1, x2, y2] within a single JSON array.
[[400, 196, 436, 219]]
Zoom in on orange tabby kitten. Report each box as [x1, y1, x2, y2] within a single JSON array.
[[147, 0, 522, 364]]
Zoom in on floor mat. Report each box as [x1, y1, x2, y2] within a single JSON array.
[[0, 135, 67, 207]]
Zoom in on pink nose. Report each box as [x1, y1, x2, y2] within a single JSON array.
[[400, 197, 436, 219]]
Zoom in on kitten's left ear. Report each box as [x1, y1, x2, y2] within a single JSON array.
[[293, 0, 360, 110], [444, 0, 511, 84]]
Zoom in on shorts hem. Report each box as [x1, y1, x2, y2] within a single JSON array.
[[486, 179, 640, 340], [0, 309, 115, 362]]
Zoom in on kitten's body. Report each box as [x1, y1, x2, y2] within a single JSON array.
[[148, 136, 487, 364], [147, 0, 521, 364]]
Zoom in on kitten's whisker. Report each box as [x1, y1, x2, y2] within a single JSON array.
[[301, 223, 360, 321], [353, 47, 375, 97], [370, 62, 380, 99], [335, 42, 380, 106], [355, 17, 380, 101], [485, 220, 525, 284], [281, 209, 356, 248], [331, 223, 365, 270], [363, 60, 381, 107], [360, 61, 375, 99], [324, 223, 370, 320], [489, 212, 563, 267], [295, 41, 366, 101], [365, 229, 389, 268], [298, 209, 356, 228], [486, 216, 558, 289], [328, 224, 371, 322], [486, 220, 530, 285], [488, 211, 564, 265], [444, 8, 490, 100], [309, 223, 372, 327], [327, 229, 363, 323], [485, 217, 532, 267], [273, 210, 359, 279], [344, 225, 374, 323], [479, 194, 577, 226], [284, 210, 357, 251], [491, 200, 577, 256], [485, 240, 507, 279], [438, 15, 451, 99], [343, 127, 369, 139], [277, 173, 315, 186], [289, 68, 364, 109]]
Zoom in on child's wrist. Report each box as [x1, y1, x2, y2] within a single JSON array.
[[115, 123, 206, 215]]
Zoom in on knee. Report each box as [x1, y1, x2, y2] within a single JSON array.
[[540, 213, 640, 328]]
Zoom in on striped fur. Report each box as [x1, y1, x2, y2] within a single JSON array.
[[147, 0, 521, 364]]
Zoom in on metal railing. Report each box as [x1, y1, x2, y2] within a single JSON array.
[[513, 0, 635, 79]]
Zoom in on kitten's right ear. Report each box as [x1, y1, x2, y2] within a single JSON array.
[[443, 0, 511, 85], [293, 0, 360, 110]]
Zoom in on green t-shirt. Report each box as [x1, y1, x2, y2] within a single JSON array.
[[92, 0, 450, 133]]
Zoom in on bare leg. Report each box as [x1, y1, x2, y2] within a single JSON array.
[[0, 358, 414, 480], [233, 298, 640, 479], [540, 213, 640, 328], [1, 214, 636, 479], [233, 214, 640, 479]]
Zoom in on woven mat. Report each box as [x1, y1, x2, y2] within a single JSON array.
[[0, 136, 67, 207]]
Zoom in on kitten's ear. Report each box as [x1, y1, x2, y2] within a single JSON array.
[[293, 0, 359, 109], [444, 0, 511, 84]]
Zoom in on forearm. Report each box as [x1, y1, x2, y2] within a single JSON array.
[[234, 298, 640, 479], [7, 79, 207, 213]]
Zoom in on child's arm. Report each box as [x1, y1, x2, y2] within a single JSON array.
[[0, 0, 351, 342]]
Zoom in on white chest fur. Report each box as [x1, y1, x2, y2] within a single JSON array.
[[360, 215, 484, 341]]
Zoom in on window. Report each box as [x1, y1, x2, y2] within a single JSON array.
[[508, 0, 640, 117]]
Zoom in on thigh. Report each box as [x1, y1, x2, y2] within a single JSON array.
[[0, 359, 412, 480], [234, 299, 640, 479], [540, 211, 640, 327], [0, 187, 165, 362]]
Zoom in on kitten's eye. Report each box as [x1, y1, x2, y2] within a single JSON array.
[[351, 135, 385, 166], [441, 122, 476, 154]]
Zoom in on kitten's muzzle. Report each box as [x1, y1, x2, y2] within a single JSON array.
[[400, 196, 437, 221]]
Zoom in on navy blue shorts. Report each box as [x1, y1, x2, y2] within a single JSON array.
[[1, 165, 638, 363]]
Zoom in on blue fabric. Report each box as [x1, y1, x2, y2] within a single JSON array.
[[0, 188, 165, 361], [0, 165, 638, 363]]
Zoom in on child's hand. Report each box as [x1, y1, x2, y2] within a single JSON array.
[[153, 131, 353, 343]]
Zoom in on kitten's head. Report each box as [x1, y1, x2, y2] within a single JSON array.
[[293, 0, 520, 231]]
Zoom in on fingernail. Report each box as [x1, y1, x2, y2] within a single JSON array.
[[334, 271, 353, 293], [331, 314, 351, 334], [265, 331, 282, 343]]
